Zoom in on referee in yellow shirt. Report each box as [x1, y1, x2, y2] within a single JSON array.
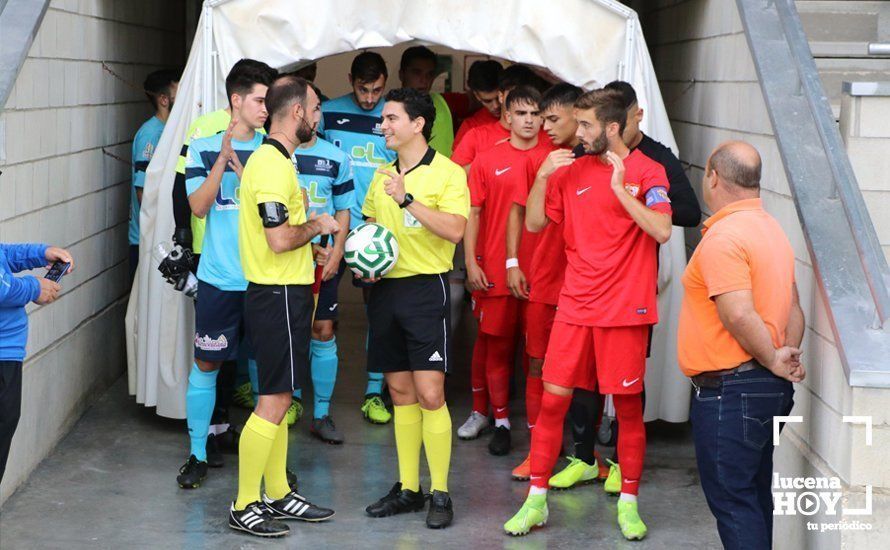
[[229, 75, 339, 538], [361, 88, 470, 529]]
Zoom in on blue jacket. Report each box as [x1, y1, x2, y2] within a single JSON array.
[[0, 243, 48, 362]]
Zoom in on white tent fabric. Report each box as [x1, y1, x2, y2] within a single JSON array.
[[126, 0, 691, 422]]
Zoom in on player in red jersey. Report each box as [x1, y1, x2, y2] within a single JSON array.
[[451, 65, 543, 170], [457, 87, 551, 455], [505, 83, 583, 481], [503, 88, 672, 540], [453, 60, 504, 149]]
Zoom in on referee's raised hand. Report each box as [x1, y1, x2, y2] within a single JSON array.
[[378, 166, 408, 204]]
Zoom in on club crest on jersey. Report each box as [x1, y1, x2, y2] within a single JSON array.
[[315, 158, 334, 173], [624, 183, 640, 197], [195, 334, 228, 351], [142, 142, 155, 159]]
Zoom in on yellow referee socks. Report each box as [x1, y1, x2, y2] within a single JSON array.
[[263, 418, 290, 501], [394, 403, 423, 493], [235, 413, 278, 510], [422, 404, 452, 493]]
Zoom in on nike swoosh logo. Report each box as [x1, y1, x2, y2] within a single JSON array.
[[622, 377, 640, 388], [495, 167, 511, 176], [328, 304, 338, 311], [472, 387, 485, 392], [623, 479, 638, 484], [336, 118, 350, 125], [576, 186, 591, 196]]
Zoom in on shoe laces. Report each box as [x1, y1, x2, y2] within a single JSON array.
[[179, 456, 198, 474], [246, 501, 273, 520], [368, 396, 386, 409], [319, 416, 337, 431]]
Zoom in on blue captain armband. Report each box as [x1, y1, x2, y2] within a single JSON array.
[[645, 186, 670, 208], [259, 202, 289, 228]]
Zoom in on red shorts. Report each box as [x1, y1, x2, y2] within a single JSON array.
[[472, 295, 521, 337], [524, 301, 557, 359], [542, 321, 648, 394]]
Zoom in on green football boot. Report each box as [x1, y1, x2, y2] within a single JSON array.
[[285, 398, 304, 426], [617, 499, 648, 540], [232, 382, 255, 409], [360, 395, 392, 424], [604, 459, 621, 495], [548, 456, 598, 490], [503, 493, 548, 536]]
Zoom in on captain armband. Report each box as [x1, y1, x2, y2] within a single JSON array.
[[259, 202, 289, 228]]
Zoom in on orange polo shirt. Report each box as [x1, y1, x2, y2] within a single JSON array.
[[678, 198, 795, 376]]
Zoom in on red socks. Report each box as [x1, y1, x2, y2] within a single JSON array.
[[613, 392, 645, 496], [484, 333, 514, 420], [529, 390, 572, 489], [470, 334, 489, 415], [525, 375, 543, 429]]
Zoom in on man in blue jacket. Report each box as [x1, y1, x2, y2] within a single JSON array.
[[0, 243, 74, 483]]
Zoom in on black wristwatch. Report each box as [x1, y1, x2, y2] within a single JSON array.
[[399, 193, 414, 209]]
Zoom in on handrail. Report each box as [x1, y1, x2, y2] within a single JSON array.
[[773, 0, 890, 327], [868, 43, 890, 56], [736, 0, 890, 387]]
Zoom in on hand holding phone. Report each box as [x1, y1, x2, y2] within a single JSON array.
[[45, 261, 71, 283]]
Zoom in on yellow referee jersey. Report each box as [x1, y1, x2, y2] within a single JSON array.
[[238, 139, 315, 285], [362, 147, 469, 278]]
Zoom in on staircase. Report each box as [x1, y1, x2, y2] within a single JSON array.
[[796, 1, 890, 116]]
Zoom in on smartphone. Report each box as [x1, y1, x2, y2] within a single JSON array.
[[45, 261, 71, 283]]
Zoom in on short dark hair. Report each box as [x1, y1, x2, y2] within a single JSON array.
[[540, 82, 583, 112], [498, 64, 538, 92], [466, 60, 503, 93], [574, 88, 627, 135], [504, 85, 542, 111], [225, 59, 277, 105], [143, 69, 180, 109], [708, 145, 762, 189], [351, 51, 388, 83], [400, 46, 437, 72], [603, 80, 638, 111], [385, 88, 436, 141], [266, 75, 310, 119]]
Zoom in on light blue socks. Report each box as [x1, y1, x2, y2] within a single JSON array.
[[186, 364, 218, 461], [311, 338, 338, 418]]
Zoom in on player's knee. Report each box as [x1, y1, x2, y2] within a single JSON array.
[[255, 393, 291, 424], [416, 387, 445, 410], [312, 321, 335, 341], [543, 381, 573, 397]]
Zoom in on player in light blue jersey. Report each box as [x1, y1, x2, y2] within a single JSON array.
[[176, 62, 273, 489], [290, 89, 355, 442], [318, 52, 395, 425], [130, 69, 179, 280]]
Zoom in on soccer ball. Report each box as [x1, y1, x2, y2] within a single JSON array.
[[344, 223, 399, 279]]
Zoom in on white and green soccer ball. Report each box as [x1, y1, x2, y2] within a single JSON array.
[[344, 223, 399, 279]]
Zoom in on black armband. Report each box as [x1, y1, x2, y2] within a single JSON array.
[[259, 202, 289, 228]]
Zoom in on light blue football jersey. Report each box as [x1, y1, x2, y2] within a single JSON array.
[[185, 131, 264, 291], [292, 137, 355, 243], [319, 93, 396, 228], [130, 116, 165, 245]]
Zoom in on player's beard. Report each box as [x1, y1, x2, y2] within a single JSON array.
[[582, 131, 609, 156], [296, 117, 315, 143]]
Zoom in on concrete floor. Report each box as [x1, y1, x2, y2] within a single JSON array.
[[0, 282, 721, 549]]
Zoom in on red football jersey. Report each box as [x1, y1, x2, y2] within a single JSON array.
[[513, 147, 569, 306], [454, 108, 499, 150], [452, 121, 511, 166], [514, 140, 555, 269], [469, 141, 540, 297], [545, 149, 672, 327]]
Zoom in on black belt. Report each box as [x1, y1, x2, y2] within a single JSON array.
[[690, 360, 764, 389]]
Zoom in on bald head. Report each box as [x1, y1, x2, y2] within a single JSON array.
[[707, 141, 762, 189]]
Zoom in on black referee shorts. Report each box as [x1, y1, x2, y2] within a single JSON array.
[[244, 283, 312, 395], [367, 273, 451, 374]]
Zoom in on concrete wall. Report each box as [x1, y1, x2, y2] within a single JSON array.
[[0, 0, 184, 504], [628, 0, 889, 548]]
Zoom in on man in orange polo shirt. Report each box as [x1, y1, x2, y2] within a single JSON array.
[[678, 141, 805, 550]]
